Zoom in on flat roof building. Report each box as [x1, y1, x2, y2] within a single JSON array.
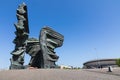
[[83, 58, 118, 69]]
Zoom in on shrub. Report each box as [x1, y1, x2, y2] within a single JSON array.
[[116, 58, 120, 67]]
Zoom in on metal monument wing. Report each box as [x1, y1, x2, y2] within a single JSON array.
[[10, 3, 29, 69], [39, 27, 64, 68], [13, 3, 29, 47]]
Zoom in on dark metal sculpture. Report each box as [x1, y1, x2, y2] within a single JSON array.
[[10, 3, 64, 69], [10, 3, 29, 69], [40, 27, 64, 68]]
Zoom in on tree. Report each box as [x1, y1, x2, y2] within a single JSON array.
[[116, 58, 120, 67]]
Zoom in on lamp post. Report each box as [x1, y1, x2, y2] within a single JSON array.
[[94, 48, 101, 68]]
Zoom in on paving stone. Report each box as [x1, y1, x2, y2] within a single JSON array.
[[0, 69, 119, 80]]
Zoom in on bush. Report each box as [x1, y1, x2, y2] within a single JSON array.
[[116, 58, 120, 67]]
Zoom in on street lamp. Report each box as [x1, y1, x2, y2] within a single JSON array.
[[94, 48, 101, 68]]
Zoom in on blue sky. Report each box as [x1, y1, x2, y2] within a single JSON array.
[[0, 0, 120, 69]]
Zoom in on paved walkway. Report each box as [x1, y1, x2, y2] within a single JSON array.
[[84, 68, 120, 77], [0, 69, 119, 80]]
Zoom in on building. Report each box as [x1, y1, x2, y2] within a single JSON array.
[[83, 58, 118, 69], [60, 65, 72, 69]]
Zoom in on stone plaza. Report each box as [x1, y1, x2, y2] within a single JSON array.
[[0, 68, 120, 80]]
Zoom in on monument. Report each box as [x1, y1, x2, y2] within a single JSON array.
[[9, 3, 64, 69]]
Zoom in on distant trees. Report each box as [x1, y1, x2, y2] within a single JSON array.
[[116, 58, 120, 67]]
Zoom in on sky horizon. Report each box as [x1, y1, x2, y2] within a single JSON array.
[[0, 0, 120, 69]]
